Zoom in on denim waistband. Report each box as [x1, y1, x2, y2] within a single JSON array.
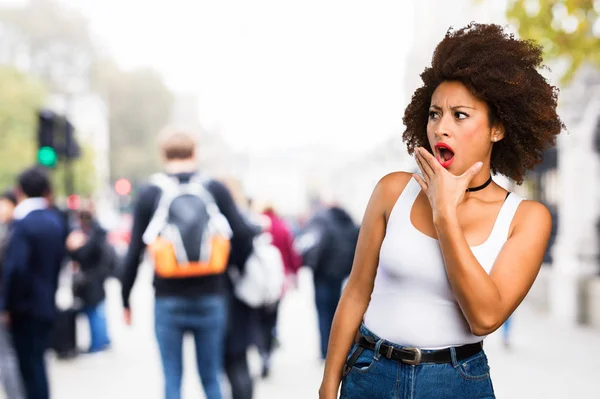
[[358, 323, 476, 354]]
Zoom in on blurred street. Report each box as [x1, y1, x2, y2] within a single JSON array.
[[34, 267, 600, 399], [0, 1, 599, 399]]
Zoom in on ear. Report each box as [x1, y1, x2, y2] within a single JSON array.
[[491, 124, 505, 143]]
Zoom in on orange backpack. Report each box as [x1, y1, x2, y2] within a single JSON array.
[[142, 174, 232, 278]]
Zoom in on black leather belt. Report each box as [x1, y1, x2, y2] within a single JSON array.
[[352, 335, 483, 366]]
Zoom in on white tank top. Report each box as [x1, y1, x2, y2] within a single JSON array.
[[363, 177, 524, 349]]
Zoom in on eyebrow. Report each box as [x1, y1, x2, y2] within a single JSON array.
[[430, 104, 476, 111]]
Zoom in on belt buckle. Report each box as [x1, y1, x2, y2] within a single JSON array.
[[401, 347, 422, 365]]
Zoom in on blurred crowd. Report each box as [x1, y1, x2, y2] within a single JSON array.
[[0, 128, 360, 399]]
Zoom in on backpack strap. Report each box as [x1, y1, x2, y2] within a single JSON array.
[[142, 173, 233, 245], [184, 175, 219, 214], [187, 175, 232, 238], [142, 173, 182, 245]]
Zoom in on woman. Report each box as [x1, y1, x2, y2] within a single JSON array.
[[67, 209, 112, 353], [319, 23, 563, 399]]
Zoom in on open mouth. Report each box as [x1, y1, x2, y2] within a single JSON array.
[[434, 143, 455, 168]]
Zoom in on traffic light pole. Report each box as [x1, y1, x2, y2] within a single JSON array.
[[64, 157, 74, 196]]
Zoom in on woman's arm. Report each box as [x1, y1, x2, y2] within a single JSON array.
[[319, 172, 410, 399], [435, 200, 551, 336], [413, 146, 552, 336]]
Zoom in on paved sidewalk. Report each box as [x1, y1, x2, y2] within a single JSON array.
[[3, 267, 599, 398]]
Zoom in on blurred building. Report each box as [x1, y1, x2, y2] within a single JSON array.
[[239, 144, 354, 218], [47, 92, 112, 220], [327, 136, 411, 221], [169, 93, 247, 181], [545, 67, 600, 327]]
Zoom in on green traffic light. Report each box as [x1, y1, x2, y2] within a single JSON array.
[[37, 146, 57, 167]]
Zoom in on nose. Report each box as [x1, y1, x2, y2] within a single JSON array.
[[435, 113, 453, 139]]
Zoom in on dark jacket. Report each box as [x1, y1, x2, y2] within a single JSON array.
[[0, 209, 67, 321], [299, 206, 359, 281], [69, 221, 110, 308], [0, 224, 13, 292]]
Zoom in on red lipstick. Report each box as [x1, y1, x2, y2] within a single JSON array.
[[434, 143, 455, 168]]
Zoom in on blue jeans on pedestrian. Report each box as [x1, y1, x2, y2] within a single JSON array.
[[0, 322, 25, 399], [83, 301, 111, 352], [340, 324, 496, 399], [314, 277, 343, 359], [154, 294, 227, 399]]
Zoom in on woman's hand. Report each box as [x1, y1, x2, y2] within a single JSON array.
[[66, 230, 87, 252], [413, 147, 483, 220]]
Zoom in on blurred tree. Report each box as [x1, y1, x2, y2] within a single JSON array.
[[0, 0, 96, 93], [0, 66, 97, 196], [0, 0, 174, 185], [93, 60, 174, 183], [0, 67, 45, 190], [505, 0, 600, 83]]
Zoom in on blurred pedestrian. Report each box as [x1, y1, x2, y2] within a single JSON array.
[[254, 204, 302, 378], [319, 23, 563, 399], [296, 203, 359, 361], [0, 189, 25, 399], [121, 128, 257, 399], [67, 209, 112, 353], [221, 191, 262, 399], [501, 317, 512, 349], [1, 167, 68, 399]]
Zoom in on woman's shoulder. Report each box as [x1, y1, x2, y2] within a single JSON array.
[[375, 171, 414, 199], [371, 171, 415, 214], [509, 198, 552, 237]]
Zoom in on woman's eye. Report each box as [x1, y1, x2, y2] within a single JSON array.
[[455, 111, 468, 119], [429, 111, 439, 119]]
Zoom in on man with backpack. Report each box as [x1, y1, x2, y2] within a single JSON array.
[[120, 129, 257, 399], [295, 203, 359, 360]]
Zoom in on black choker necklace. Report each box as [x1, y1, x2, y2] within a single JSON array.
[[466, 176, 492, 192]]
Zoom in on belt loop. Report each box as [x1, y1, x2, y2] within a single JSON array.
[[386, 345, 394, 359], [449, 346, 458, 368], [373, 339, 384, 361]]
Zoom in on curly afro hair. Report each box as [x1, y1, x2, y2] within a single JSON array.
[[402, 23, 565, 184]]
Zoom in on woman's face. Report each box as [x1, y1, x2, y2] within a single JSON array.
[[426, 81, 501, 175], [0, 199, 15, 224]]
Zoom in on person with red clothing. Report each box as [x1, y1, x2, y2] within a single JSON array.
[[263, 206, 302, 293], [255, 205, 302, 378]]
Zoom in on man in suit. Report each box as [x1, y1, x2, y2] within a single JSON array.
[[0, 167, 67, 399]]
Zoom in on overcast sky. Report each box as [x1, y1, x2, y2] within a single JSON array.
[[59, 0, 415, 154]]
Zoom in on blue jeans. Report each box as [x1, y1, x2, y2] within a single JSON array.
[[83, 301, 111, 352], [340, 324, 496, 399], [154, 295, 227, 399], [0, 323, 25, 399], [314, 278, 344, 359]]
